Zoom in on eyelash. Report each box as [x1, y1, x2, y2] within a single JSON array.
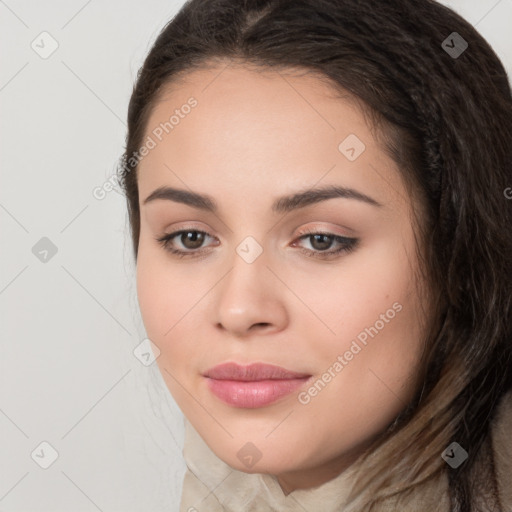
[[155, 227, 359, 261]]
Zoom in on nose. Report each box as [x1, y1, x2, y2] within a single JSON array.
[[214, 253, 289, 339]]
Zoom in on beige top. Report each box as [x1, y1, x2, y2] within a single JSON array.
[[179, 419, 368, 511], [179, 391, 512, 511]]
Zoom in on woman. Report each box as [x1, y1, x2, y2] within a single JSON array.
[[119, 0, 512, 510]]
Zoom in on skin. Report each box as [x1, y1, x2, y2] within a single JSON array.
[[135, 61, 429, 495]]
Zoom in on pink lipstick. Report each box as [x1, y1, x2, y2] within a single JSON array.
[[204, 362, 311, 408]]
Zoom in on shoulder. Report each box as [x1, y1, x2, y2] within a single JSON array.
[[491, 388, 512, 508]]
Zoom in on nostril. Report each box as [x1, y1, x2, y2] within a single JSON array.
[[250, 323, 272, 332]]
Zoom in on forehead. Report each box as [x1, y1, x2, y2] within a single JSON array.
[[147, 62, 365, 139], [137, 63, 407, 213]]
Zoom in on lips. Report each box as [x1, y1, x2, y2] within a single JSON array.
[[203, 362, 311, 408], [204, 362, 310, 381]]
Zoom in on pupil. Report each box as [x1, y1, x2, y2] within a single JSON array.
[[311, 234, 332, 251], [183, 231, 204, 249]]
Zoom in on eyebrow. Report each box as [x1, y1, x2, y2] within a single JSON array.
[[142, 184, 382, 213]]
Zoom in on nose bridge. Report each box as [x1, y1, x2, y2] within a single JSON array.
[[221, 234, 270, 308], [214, 235, 288, 336]]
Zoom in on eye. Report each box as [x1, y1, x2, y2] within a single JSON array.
[[292, 228, 359, 260], [155, 228, 359, 260], [156, 229, 217, 259]]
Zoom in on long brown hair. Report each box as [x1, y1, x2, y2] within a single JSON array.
[[120, 0, 512, 509]]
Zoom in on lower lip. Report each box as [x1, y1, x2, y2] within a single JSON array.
[[205, 377, 311, 408]]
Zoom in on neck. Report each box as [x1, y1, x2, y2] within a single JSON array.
[[274, 444, 366, 496]]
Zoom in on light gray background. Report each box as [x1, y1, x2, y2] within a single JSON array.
[[1, 1, 510, 511]]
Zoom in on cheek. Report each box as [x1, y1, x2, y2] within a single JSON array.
[[301, 302, 424, 450], [301, 242, 422, 355], [136, 245, 180, 343], [136, 260, 164, 338], [135, 245, 204, 381], [307, 242, 426, 403]]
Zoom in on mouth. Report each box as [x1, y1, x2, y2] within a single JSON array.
[[203, 362, 312, 408]]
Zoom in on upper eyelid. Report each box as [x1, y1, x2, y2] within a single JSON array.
[[165, 227, 350, 238], [163, 218, 354, 235]]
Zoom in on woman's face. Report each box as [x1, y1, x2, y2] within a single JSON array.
[[136, 62, 428, 492]]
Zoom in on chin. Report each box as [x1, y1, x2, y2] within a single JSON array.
[[215, 439, 309, 475]]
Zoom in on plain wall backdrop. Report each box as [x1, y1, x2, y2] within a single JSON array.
[[1, 1, 510, 510]]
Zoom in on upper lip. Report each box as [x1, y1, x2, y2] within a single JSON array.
[[204, 362, 311, 381]]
